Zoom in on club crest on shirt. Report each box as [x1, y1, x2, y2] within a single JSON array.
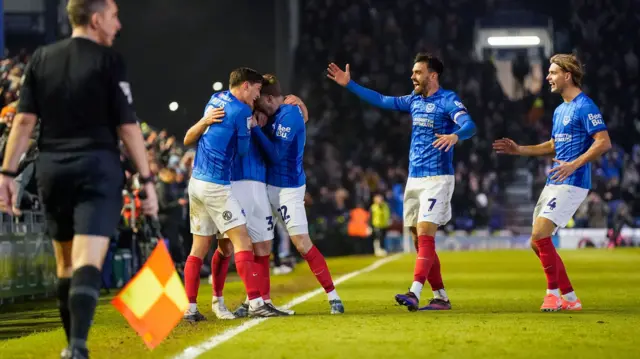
[[426, 103, 435, 113], [562, 116, 571, 126]]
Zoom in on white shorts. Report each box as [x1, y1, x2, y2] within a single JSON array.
[[533, 184, 589, 234], [188, 177, 246, 236], [403, 175, 455, 227], [267, 185, 308, 236], [228, 180, 274, 243]]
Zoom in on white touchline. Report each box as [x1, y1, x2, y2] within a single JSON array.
[[173, 254, 403, 359]]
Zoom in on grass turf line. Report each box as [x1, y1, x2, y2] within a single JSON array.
[[1, 249, 639, 359]]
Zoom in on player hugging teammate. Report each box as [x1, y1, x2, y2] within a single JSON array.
[[182, 69, 343, 321]]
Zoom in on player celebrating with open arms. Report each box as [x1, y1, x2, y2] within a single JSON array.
[[327, 53, 477, 311], [493, 54, 611, 311]]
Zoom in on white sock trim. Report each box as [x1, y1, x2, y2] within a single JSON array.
[[410, 281, 423, 300]]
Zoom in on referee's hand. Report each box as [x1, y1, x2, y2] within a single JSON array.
[[140, 182, 159, 217], [0, 174, 20, 216]]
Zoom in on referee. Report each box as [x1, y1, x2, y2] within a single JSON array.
[[0, 1, 158, 358]]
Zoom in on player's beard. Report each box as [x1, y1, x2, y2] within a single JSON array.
[[418, 79, 430, 96]]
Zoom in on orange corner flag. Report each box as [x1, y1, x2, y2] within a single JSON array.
[[111, 240, 188, 349]]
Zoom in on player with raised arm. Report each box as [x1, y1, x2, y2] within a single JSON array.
[[182, 67, 283, 321], [327, 53, 477, 311], [247, 74, 345, 315], [183, 95, 308, 319], [493, 54, 611, 311]]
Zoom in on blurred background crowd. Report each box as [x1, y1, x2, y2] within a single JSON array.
[[1, 0, 638, 273]]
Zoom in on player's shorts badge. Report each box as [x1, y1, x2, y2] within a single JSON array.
[[222, 211, 233, 221]]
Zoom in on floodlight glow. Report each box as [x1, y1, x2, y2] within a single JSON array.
[[487, 36, 541, 46]]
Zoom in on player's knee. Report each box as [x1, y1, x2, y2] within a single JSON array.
[[190, 235, 212, 258], [253, 240, 272, 257], [290, 233, 313, 255], [226, 225, 253, 253], [217, 238, 234, 257], [416, 222, 438, 236]]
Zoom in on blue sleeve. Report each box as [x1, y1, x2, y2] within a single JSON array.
[[235, 108, 252, 157], [580, 103, 607, 136], [345, 80, 412, 112], [251, 110, 301, 164], [445, 93, 476, 140]]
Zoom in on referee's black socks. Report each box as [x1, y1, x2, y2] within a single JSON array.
[[69, 265, 102, 353], [56, 277, 72, 342]]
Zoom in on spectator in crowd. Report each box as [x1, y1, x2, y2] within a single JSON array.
[[370, 193, 390, 257], [156, 167, 187, 264]]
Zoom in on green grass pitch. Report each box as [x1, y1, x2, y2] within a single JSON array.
[[1, 249, 639, 359]]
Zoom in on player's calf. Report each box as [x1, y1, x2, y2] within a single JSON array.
[[226, 225, 266, 311], [290, 232, 344, 314], [184, 234, 213, 319]]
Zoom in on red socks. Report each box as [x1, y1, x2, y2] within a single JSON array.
[[533, 241, 573, 294], [534, 237, 559, 290], [184, 256, 203, 304], [255, 255, 271, 300], [413, 235, 436, 284], [303, 246, 335, 293], [427, 252, 444, 291], [234, 251, 261, 300], [555, 253, 574, 294], [211, 250, 231, 297]]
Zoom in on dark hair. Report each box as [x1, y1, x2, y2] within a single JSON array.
[[261, 74, 282, 97], [414, 53, 444, 76], [229, 67, 264, 89], [67, 0, 107, 27]]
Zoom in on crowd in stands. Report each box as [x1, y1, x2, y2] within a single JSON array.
[[1, 0, 638, 264], [293, 0, 640, 236]]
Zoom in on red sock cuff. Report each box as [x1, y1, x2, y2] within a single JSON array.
[[186, 255, 203, 265], [418, 235, 435, 246], [534, 237, 552, 248], [235, 250, 254, 263], [303, 245, 319, 260]]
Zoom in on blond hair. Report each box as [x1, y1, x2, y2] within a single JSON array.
[[550, 54, 584, 88], [67, 0, 107, 27]]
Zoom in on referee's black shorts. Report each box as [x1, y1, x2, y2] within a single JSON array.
[[35, 150, 125, 241]]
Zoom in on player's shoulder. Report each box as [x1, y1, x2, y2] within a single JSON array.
[[575, 92, 600, 112], [279, 104, 305, 121], [439, 89, 466, 110], [440, 89, 462, 102]]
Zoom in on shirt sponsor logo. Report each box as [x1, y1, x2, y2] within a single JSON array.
[[276, 124, 291, 139], [554, 133, 572, 142], [413, 117, 434, 128], [587, 113, 604, 126], [563, 115, 571, 126]]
